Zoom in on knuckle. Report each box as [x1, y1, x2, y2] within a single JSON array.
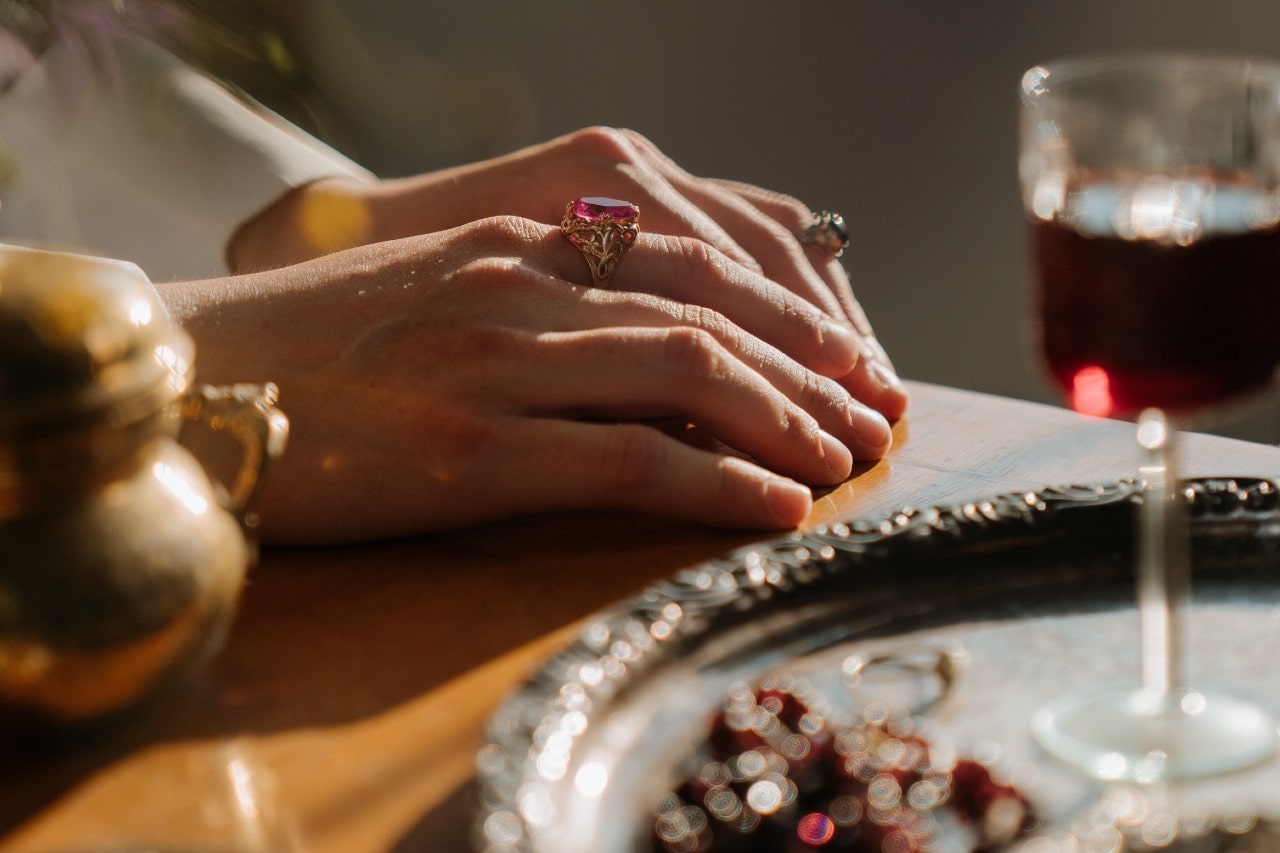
[[765, 215, 805, 250], [774, 405, 803, 442], [617, 127, 654, 148], [438, 322, 528, 364], [598, 424, 664, 488], [678, 303, 737, 347], [779, 407, 823, 458], [464, 214, 549, 248], [798, 368, 844, 413], [672, 233, 723, 268], [450, 257, 539, 299], [661, 326, 725, 379], [660, 233, 735, 281], [735, 252, 765, 277], [775, 291, 807, 328], [426, 403, 502, 465], [561, 126, 635, 165], [774, 191, 815, 231]]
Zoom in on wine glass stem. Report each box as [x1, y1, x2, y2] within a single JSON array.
[[1136, 408, 1189, 697]]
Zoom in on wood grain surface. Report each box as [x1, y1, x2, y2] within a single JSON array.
[[5, 382, 1280, 852]]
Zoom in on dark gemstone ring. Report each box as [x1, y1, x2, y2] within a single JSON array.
[[799, 210, 849, 257]]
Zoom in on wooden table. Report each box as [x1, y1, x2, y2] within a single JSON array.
[[5, 381, 1280, 852]]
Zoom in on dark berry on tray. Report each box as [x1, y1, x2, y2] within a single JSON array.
[[652, 679, 1038, 852]]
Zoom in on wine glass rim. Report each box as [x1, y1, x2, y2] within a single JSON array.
[[1023, 51, 1280, 96]]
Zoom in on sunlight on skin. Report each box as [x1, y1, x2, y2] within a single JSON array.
[[298, 185, 374, 254]]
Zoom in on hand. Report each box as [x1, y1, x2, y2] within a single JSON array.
[[227, 127, 908, 421], [169, 217, 894, 544]]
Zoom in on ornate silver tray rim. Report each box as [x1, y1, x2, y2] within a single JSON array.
[[475, 478, 1280, 852]]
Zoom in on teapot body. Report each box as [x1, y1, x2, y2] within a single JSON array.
[[0, 246, 287, 724], [0, 428, 248, 721]]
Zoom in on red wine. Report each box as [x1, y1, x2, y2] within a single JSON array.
[[1033, 183, 1280, 417]]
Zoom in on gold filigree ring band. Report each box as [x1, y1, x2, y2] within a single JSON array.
[[560, 196, 640, 287]]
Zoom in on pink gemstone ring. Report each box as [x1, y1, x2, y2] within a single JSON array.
[[560, 196, 640, 287]]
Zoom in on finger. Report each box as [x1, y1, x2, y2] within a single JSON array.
[[620, 130, 847, 320], [585, 232, 907, 421], [705, 183, 908, 413], [559, 232, 863, 378], [714, 179, 873, 333], [614, 166, 765, 275], [506, 325, 854, 485], [507, 301, 893, 461], [500, 419, 815, 529], [556, 140, 906, 420], [839, 352, 910, 424], [530, 128, 766, 275], [458, 218, 906, 422], [469, 219, 864, 381]]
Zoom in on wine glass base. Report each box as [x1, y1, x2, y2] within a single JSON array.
[[1031, 687, 1279, 781]]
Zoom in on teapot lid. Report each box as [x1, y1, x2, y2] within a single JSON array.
[[0, 246, 194, 433]]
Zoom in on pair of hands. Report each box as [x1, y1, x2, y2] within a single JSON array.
[[169, 128, 907, 543]]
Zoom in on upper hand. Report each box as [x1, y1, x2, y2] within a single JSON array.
[[228, 127, 908, 422]]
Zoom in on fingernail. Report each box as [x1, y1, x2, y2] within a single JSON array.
[[870, 360, 906, 396], [764, 478, 812, 526], [851, 406, 892, 451], [819, 429, 853, 480], [865, 336, 894, 369], [821, 320, 860, 373]]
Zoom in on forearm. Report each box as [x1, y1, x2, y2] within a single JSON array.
[[223, 138, 569, 273], [156, 267, 311, 388], [224, 162, 503, 273]]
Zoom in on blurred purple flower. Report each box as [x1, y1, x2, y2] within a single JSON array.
[[0, 25, 35, 86], [0, 0, 187, 94]]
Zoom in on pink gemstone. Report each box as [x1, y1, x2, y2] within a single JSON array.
[[572, 196, 638, 222]]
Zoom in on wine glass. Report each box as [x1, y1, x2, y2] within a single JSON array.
[[1019, 54, 1280, 781]]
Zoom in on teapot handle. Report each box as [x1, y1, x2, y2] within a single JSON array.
[[180, 383, 289, 527]]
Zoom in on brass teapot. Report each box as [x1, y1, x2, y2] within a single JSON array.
[[0, 246, 287, 724]]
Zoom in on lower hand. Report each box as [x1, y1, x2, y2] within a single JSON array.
[[171, 217, 894, 543]]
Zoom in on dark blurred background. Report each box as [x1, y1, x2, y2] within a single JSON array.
[[276, 0, 1280, 442]]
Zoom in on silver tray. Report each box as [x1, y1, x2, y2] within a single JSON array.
[[476, 478, 1280, 852]]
